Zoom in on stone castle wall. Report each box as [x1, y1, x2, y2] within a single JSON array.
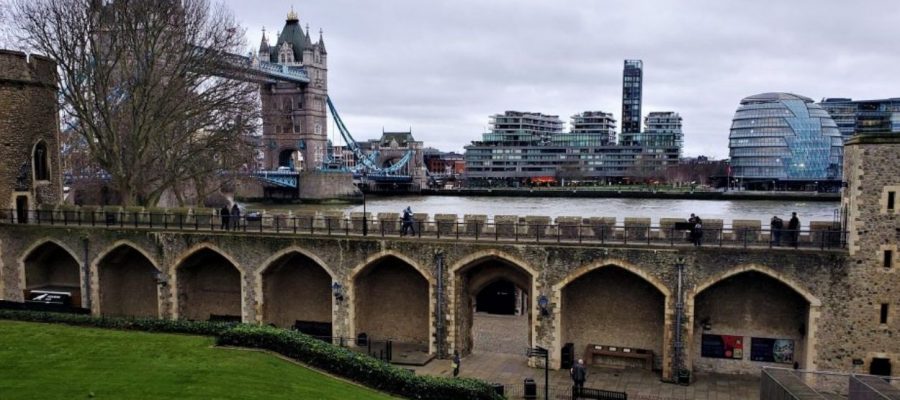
[[831, 134, 900, 374], [0, 223, 848, 380], [0, 50, 63, 210]]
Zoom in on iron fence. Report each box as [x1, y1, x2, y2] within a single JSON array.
[[1, 209, 847, 250]]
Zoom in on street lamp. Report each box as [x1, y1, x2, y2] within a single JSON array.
[[526, 346, 549, 400], [361, 171, 368, 236]]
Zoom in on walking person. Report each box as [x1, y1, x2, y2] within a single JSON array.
[[230, 204, 241, 231], [570, 358, 587, 392], [400, 206, 416, 236], [770, 215, 783, 246], [452, 351, 460, 378], [787, 212, 800, 247], [220, 205, 230, 230]]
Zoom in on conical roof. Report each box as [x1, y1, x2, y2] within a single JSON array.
[[270, 12, 309, 63]]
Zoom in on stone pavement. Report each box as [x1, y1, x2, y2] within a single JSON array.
[[412, 352, 760, 400], [472, 313, 529, 355]]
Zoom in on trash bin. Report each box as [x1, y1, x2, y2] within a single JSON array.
[[523, 378, 537, 399]]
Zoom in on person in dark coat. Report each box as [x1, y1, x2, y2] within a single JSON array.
[[688, 214, 703, 247], [787, 212, 800, 246], [570, 358, 587, 390], [230, 204, 241, 231], [401, 206, 416, 236], [770, 216, 783, 246], [452, 351, 461, 378], [220, 205, 230, 230]]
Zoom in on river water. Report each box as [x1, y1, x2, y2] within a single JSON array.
[[245, 196, 840, 228]]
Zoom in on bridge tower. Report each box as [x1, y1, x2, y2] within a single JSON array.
[[0, 50, 63, 220], [258, 9, 328, 171]]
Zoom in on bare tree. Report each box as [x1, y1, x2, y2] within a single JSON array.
[[12, 0, 259, 206]]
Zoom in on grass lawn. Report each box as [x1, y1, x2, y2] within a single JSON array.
[[0, 320, 397, 399]]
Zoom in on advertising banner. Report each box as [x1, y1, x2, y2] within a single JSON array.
[[701, 334, 744, 359], [750, 337, 794, 363]]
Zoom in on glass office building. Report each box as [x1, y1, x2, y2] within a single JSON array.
[[620, 60, 643, 139], [728, 93, 843, 190], [819, 97, 900, 141]]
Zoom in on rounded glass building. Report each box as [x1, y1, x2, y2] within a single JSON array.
[[728, 93, 843, 190]]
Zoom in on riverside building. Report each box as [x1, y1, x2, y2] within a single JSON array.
[[819, 97, 900, 141], [727, 93, 843, 191], [465, 110, 644, 186]]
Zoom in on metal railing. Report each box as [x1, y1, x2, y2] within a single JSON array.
[[762, 367, 900, 400], [1, 209, 848, 250]]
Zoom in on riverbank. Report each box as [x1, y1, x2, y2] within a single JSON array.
[[421, 188, 840, 202]]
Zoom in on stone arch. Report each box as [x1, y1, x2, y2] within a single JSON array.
[[172, 243, 243, 322], [552, 259, 671, 374], [685, 263, 822, 373], [688, 264, 821, 307], [686, 263, 821, 374], [449, 250, 538, 356], [18, 238, 83, 308], [349, 250, 433, 284], [349, 250, 433, 355], [91, 241, 161, 318], [256, 247, 335, 332], [278, 148, 297, 168], [32, 140, 49, 181], [551, 258, 671, 297]]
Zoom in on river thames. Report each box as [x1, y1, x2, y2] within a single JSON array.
[[246, 196, 840, 228]]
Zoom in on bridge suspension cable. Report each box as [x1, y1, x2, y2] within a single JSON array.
[[325, 96, 413, 176]]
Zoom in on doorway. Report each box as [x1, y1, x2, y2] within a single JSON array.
[[15, 196, 28, 223]]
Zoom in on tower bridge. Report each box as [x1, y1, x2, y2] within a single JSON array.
[[244, 10, 426, 198]]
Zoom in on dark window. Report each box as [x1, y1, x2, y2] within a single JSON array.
[[33, 141, 49, 181], [888, 191, 896, 211], [881, 304, 889, 324], [886, 250, 894, 269]]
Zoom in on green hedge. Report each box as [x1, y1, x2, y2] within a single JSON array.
[[0, 309, 234, 336], [217, 325, 502, 400], [0, 310, 503, 400]]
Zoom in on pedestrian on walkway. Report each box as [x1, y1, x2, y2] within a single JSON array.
[[570, 358, 587, 390], [452, 351, 460, 378], [220, 205, 230, 230], [401, 206, 416, 236], [788, 212, 800, 246], [230, 204, 241, 231], [770, 215, 783, 246], [689, 214, 703, 247]]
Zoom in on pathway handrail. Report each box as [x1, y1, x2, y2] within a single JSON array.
[[1, 209, 848, 250]]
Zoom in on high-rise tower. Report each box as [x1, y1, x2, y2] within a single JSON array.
[[258, 9, 328, 171], [620, 59, 643, 143]]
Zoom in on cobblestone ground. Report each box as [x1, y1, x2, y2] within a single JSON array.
[[413, 352, 760, 400], [472, 313, 529, 355]]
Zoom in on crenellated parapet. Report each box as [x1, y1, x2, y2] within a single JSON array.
[[0, 50, 58, 88]]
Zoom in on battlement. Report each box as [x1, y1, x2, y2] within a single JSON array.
[[0, 50, 58, 87]]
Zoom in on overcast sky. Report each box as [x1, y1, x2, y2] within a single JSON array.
[[5, 1, 899, 158]]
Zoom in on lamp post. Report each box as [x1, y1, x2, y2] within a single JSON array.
[[673, 257, 688, 384], [526, 346, 549, 400], [361, 171, 368, 236]]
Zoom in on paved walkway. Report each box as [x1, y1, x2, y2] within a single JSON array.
[[412, 352, 760, 400], [472, 313, 529, 355]]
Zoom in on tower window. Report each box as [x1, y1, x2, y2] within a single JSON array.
[[885, 250, 894, 269], [33, 141, 49, 181], [888, 191, 896, 211], [880, 304, 889, 324]]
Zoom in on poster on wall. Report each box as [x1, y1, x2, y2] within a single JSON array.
[[750, 337, 794, 363], [701, 334, 744, 359]]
